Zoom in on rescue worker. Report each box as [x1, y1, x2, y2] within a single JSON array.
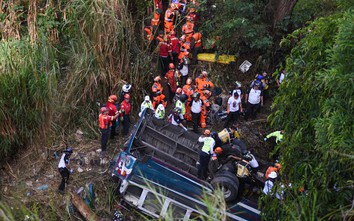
[[178, 52, 189, 86], [154, 104, 165, 120], [152, 76, 167, 109], [156, 31, 164, 45], [190, 27, 202, 65], [265, 163, 281, 179], [164, 4, 175, 34], [119, 94, 131, 137], [169, 31, 180, 66], [99, 107, 118, 152], [214, 147, 259, 172], [189, 91, 202, 132], [223, 92, 243, 128], [159, 37, 172, 76], [169, 107, 188, 131], [139, 95, 154, 117], [106, 94, 119, 139], [144, 25, 154, 42], [173, 87, 183, 104], [120, 83, 132, 102], [264, 130, 284, 144], [200, 90, 211, 128], [151, 10, 161, 30], [198, 129, 215, 180], [175, 94, 187, 120], [263, 171, 282, 199], [244, 81, 263, 120], [58, 147, 73, 194], [195, 71, 214, 93], [182, 16, 194, 42], [165, 63, 178, 103], [182, 77, 194, 121], [250, 71, 269, 91], [277, 69, 286, 87]]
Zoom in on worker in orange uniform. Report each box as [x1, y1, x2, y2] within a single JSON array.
[[200, 90, 211, 128], [165, 63, 178, 103], [99, 107, 118, 152], [182, 77, 194, 121], [182, 16, 194, 43], [119, 94, 131, 137], [152, 76, 167, 109], [144, 25, 154, 43], [195, 71, 214, 93], [169, 31, 180, 66], [178, 35, 190, 64], [164, 4, 175, 34], [151, 10, 161, 31], [190, 27, 202, 65], [265, 163, 281, 179], [106, 95, 119, 139]]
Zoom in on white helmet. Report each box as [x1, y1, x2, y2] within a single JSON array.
[[122, 84, 132, 93], [144, 95, 150, 101], [157, 104, 165, 111], [268, 171, 278, 179]]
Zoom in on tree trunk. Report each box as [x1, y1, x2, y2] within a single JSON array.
[[268, 0, 297, 27]]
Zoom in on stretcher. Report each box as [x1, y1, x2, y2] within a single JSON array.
[[196, 53, 236, 64]]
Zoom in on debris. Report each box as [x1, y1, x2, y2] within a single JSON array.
[[71, 193, 101, 221], [53, 151, 59, 159], [26, 192, 31, 197], [37, 184, 48, 191], [84, 183, 95, 208], [76, 129, 84, 135], [25, 181, 33, 187], [77, 167, 84, 173], [77, 187, 84, 194]]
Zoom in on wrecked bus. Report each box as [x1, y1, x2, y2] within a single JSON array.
[[111, 109, 261, 220]]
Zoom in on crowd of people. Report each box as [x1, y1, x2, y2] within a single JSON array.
[[58, 0, 290, 199]]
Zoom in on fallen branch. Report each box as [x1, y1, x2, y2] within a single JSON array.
[[70, 193, 110, 221]]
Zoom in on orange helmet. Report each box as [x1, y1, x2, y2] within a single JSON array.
[[214, 147, 223, 155], [124, 94, 130, 100], [204, 129, 211, 136], [186, 78, 192, 85], [154, 76, 161, 82], [169, 63, 175, 69], [108, 95, 117, 102]]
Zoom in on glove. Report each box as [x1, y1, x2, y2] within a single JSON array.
[[183, 126, 188, 131], [70, 169, 74, 173], [264, 138, 267, 141]]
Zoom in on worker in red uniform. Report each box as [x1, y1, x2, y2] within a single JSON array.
[[159, 37, 172, 76], [99, 107, 118, 152], [195, 71, 214, 93], [182, 16, 194, 43], [106, 95, 119, 139], [182, 77, 194, 121], [169, 31, 180, 66], [164, 4, 175, 34], [152, 76, 167, 109], [165, 63, 178, 103], [200, 90, 211, 128], [119, 94, 131, 137], [190, 27, 202, 65]]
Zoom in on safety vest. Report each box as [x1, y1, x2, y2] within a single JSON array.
[[99, 114, 111, 129], [152, 82, 163, 94], [141, 101, 153, 113], [266, 131, 283, 143], [175, 100, 186, 115], [155, 109, 165, 119], [201, 137, 214, 154], [151, 12, 160, 26], [192, 32, 202, 47], [182, 84, 194, 101]]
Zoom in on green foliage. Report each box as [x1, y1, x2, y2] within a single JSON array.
[[201, 0, 272, 55], [263, 5, 354, 220]]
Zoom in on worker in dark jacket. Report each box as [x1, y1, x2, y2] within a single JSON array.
[[58, 147, 73, 194], [198, 130, 215, 180]]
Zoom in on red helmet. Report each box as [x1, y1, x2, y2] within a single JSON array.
[[124, 94, 130, 100], [108, 95, 117, 102], [100, 107, 109, 113], [169, 63, 175, 69]]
